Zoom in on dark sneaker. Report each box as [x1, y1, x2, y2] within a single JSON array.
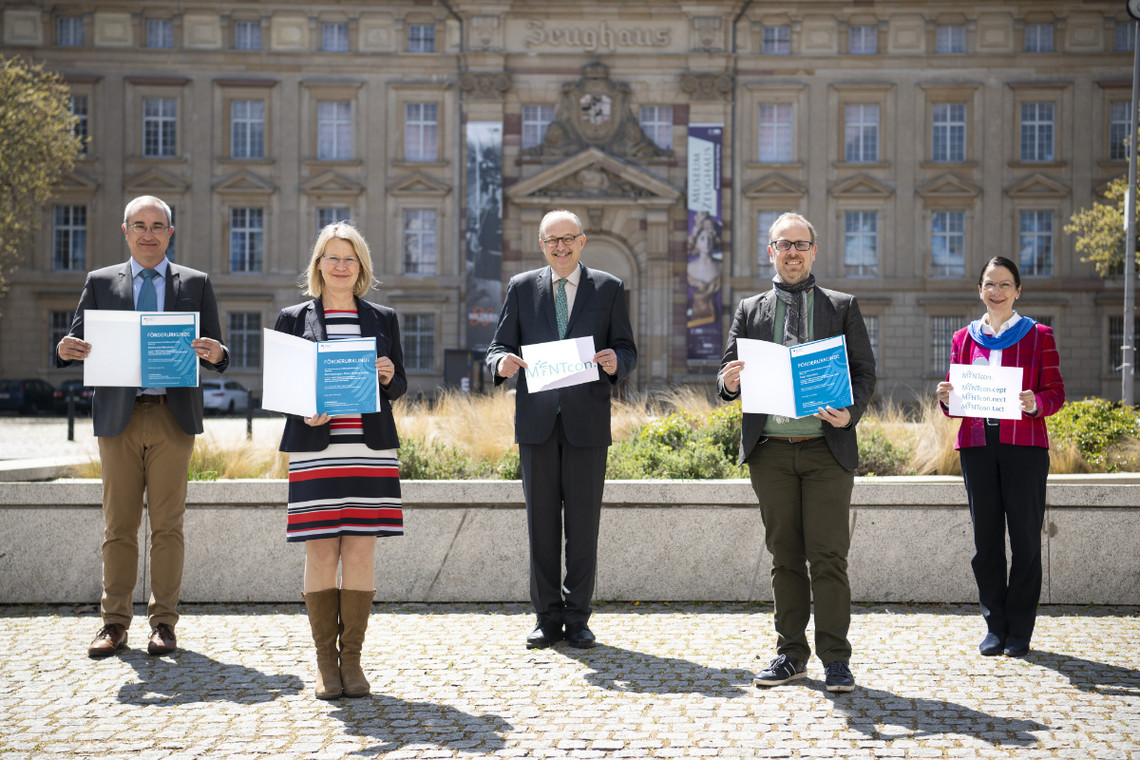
[[979, 632, 1004, 656], [825, 661, 855, 693], [753, 654, 807, 687]]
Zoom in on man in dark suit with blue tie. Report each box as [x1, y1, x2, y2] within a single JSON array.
[[57, 195, 229, 659], [485, 209, 637, 649]]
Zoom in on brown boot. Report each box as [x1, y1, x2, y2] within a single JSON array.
[[303, 589, 343, 700], [338, 589, 375, 698]]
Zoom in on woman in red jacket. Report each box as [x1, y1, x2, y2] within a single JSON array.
[[936, 256, 1065, 658]]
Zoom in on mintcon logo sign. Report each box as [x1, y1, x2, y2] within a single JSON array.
[[523, 20, 672, 52]]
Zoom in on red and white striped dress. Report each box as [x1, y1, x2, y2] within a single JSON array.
[[286, 309, 403, 542]]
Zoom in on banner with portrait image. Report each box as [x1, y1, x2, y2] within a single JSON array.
[[686, 124, 724, 362], [464, 122, 504, 352]]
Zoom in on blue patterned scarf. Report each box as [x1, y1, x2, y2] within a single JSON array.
[[967, 315, 1037, 350]]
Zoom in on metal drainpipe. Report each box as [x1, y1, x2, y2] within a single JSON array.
[[437, 0, 465, 357]]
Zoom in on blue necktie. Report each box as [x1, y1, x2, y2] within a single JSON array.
[[555, 278, 568, 339], [137, 268, 158, 311]]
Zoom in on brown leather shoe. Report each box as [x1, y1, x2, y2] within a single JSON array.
[[147, 623, 177, 655], [88, 624, 128, 658]]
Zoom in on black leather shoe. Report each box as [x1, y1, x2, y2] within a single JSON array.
[[1003, 636, 1030, 657], [979, 632, 1005, 656], [565, 623, 597, 649], [526, 624, 562, 649]]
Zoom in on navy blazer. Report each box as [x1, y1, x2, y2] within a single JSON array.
[[57, 260, 228, 437], [717, 286, 877, 470], [485, 263, 637, 448], [275, 297, 406, 452]]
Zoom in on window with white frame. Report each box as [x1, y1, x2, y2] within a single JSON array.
[[639, 106, 673, 151], [402, 314, 436, 371], [234, 20, 261, 51], [844, 103, 879, 163], [929, 316, 958, 373], [1117, 22, 1137, 52], [758, 104, 793, 162], [403, 209, 438, 275], [1019, 102, 1054, 162], [231, 100, 265, 159], [863, 314, 880, 370], [321, 22, 349, 52], [1018, 210, 1053, 277], [936, 24, 965, 54], [408, 23, 435, 52], [522, 105, 555, 150], [931, 103, 966, 163], [70, 95, 88, 156], [229, 207, 264, 273], [53, 205, 86, 271], [1025, 23, 1054, 53], [931, 211, 966, 278], [757, 210, 780, 277], [1110, 100, 1132, 161], [142, 97, 177, 157], [762, 26, 790, 55], [146, 19, 174, 49], [317, 207, 351, 231], [49, 311, 73, 364], [404, 102, 439, 161], [226, 313, 262, 369], [317, 101, 352, 160], [843, 211, 878, 277], [57, 17, 84, 47], [1108, 315, 1140, 374], [849, 25, 877, 54]]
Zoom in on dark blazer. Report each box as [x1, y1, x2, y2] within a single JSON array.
[[57, 260, 228, 437], [717, 286, 877, 470], [275, 297, 406, 452], [485, 263, 637, 447]]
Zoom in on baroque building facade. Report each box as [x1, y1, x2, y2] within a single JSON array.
[[0, 0, 1134, 403]]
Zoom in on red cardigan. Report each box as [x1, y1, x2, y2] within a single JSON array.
[[943, 322, 1065, 449]]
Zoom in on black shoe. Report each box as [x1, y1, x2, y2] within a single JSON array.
[[1003, 636, 1030, 657], [979, 632, 1005, 656], [753, 654, 807, 687], [565, 623, 597, 649], [526, 623, 562, 649], [824, 661, 855, 693]]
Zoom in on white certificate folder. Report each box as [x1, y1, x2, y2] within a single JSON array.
[[261, 329, 379, 417], [737, 335, 853, 419], [83, 310, 199, 387]]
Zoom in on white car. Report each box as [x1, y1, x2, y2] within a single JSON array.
[[202, 379, 251, 414]]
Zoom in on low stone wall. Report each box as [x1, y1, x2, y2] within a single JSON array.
[[0, 476, 1137, 605]]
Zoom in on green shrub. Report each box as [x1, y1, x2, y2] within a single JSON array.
[[856, 428, 914, 476], [606, 405, 745, 479], [1047, 398, 1140, 471], [703, 400, 744, 462], [400, 435, 488, 480]]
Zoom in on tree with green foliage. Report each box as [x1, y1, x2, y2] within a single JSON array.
[[1064, 175, 1140, 278], [0, 55, 84, 312]]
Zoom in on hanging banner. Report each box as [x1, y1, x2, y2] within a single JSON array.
[[686, 123, 725, 362], [464, 122, 504, 352]]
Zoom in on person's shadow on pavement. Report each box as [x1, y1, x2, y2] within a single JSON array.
[[1026, 649, 1140, 697], [116, 649, 303, 705], [827, 684, 1046, 746], [328, 697, 514, 756], [555, 643, 755, 698]]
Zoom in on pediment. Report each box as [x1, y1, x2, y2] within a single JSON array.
[[386, 171, 451, 197], [212, 168, 276, 195], [1094, 174, 1126, 200], [507, 147, 682, 205], [742, 174, 806, 199], [56, 169, 100, 193], [124, 167, 190, 195], [300, 170, 366, 197], [917, 173, 981, 199], [829, 174, 894, 199], [1005, 173, 1069, 199]]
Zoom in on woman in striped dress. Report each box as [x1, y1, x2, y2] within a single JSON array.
[[275, 222, 406, 699]]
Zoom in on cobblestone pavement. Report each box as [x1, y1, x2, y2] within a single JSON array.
[[1, 602, 1137, 759]]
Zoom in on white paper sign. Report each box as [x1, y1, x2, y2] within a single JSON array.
[[83, 310, 200, 387], [521, 336, 599, 392], [948, 364, 1024, 420]]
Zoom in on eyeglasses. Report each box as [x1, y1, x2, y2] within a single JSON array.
[[322, 255, 360, 267], [981, 281, 1016, 292], [770, 239, 814, 252], [540, 233, 582, 247], [128, 222, 170, 235]]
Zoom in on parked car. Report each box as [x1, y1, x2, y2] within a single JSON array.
[[53, 379, 94, 414], [0, 378, 56, 415], [202, 379, 251, 413]]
